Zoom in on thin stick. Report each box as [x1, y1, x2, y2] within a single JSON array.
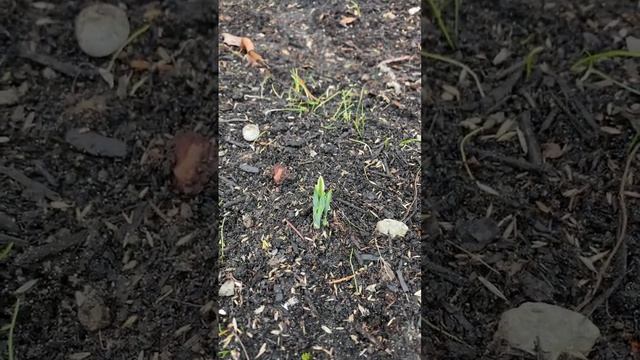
[[402, 171, 420, 222], [328, 274, 355, 285], [446, 240, 501, 276], [8, 298, 20, 360], [423, 51, 485, 98], [577, 140, 639, 312], [377, 55, 414, 67], [421, 316, 473, 348], [284, 219, 306, 241]]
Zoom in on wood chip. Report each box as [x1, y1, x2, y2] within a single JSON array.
[[339, 16, 358, 26]]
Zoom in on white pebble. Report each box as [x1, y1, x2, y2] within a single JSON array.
[[75, 3, 130, 57], [242, 124, 260, 141]]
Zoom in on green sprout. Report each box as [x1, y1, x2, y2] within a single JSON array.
[[312, 176, 333, 229], [524, 46, 544, 79], [1, 298, 20, 360], [301, 352, 313, 360], [0, 242, 13, 261]]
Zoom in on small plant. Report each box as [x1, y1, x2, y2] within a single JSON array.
[[312, 176, 333, 229], [301, 352, 313, 360]]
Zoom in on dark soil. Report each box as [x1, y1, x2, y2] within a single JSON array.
[[424, 1, 640, 359], [1, 1, 216, 359], [218, 0, 420, 359]]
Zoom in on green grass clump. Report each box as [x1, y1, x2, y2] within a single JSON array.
[[330, 87, 366, 138]]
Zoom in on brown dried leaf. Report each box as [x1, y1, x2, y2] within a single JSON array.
[[240, 37, 255, 53], [222, 33, 266, 67], [130, 59, 151, 71], [339, 16, 358, 26], [172, 132, 215, 194], [221, 33, 242, 47], [246, 50, 264, 67]]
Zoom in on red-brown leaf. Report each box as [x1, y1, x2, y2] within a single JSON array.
[[273, 164, 287, 185], [172, 132, 215, 194]]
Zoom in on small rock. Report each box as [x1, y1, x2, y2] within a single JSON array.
[[75, 3, 130, 57], [375, 219, 409, 238], [65, 128, 127, 157], [42, 67, 57, 79], [239, 163, 259, 173], [457, 217, 498, 251], [467, 218, 498, 243], [626, 36, 640, 52], [495, 302, 600, 360], [180, 203, 192, 219], [242, 214, 253, 228], [97, 169, 109, 182], [218, 280, 235, 297], [0, 88, 19, 106], [76, 286, 111, 331], [242, 124, 260, 141]]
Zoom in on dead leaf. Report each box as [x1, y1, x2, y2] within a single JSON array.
[[477, 181, 501, 196], [478, 276, 508, 302], [154, 62, 174, 73], [222, 33, 266, 67], [240, 37, 255, 53], [272, 164, 287, 185], [172, 132, 215, 194], [222, 33, 242, 47], [246, 50, 264, 67], [541, 143, 563, 159], [495, 118, 515, 138], [129, 59, 151, 71], [535, 201, 551, 213], [339, 16, 358, 26]]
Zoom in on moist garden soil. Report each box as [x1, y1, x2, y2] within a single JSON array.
[[218, 0, 421, 359], [424, 0, 640, 359], [1, 1, 216, 359]]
